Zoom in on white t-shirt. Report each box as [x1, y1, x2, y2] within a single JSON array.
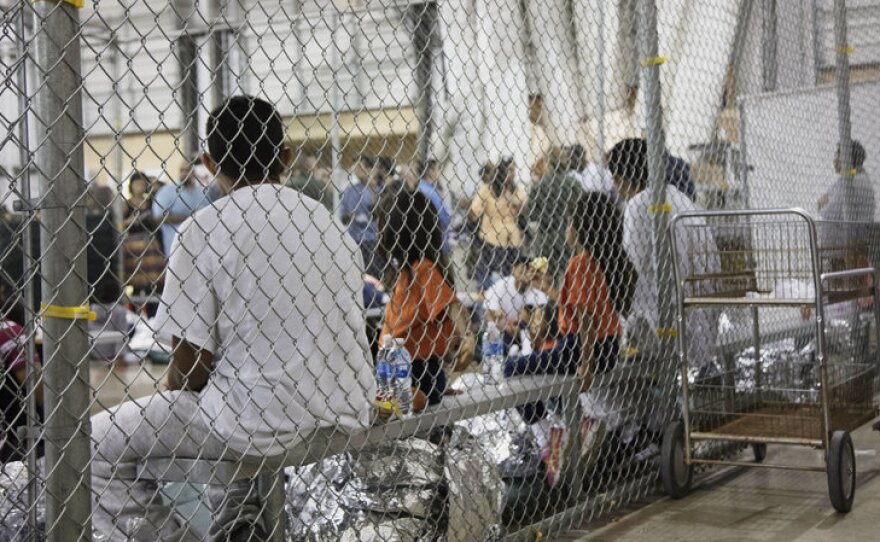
[[483, 276, 549, 323], [623, 186, 720, 365], [155, 184, 376, 456]]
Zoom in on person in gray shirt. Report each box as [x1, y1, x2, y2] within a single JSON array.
[[819, 140, 875, 223]]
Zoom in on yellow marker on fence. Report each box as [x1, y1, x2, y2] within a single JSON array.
[[836, 44, 855, 55], [656, 327, 678, 339], [649, 203, 673, 214], [35, 0, 85, 7], [39, 303, 97, 321], [640, 55, 667, 67]]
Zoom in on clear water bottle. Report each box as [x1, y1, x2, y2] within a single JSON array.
[[376, 334, 394, 403], [392, 338, 413, 417], [482, 321, 505, 384]]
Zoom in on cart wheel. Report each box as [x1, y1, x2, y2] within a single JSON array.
[[827, 431, 856, 513], [661, 421, 692, 499], [752, 443, 767, 463]]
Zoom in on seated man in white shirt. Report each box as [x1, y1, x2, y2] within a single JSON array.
[[607, 138, 720, 368], [90, 96, 376, 541], [484, 255, 549, 349]]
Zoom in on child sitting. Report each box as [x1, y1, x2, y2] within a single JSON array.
[[504, 303, 567, 378], [508, 303, 561, 424]]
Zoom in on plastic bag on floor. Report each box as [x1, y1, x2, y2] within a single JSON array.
[[443, 427, 504, 542], [0, 462, 44, 542]]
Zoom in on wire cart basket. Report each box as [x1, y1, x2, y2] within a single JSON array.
[[662, 208, 880, 513]]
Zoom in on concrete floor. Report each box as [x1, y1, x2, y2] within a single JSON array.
[[574, 418, 880, 542]]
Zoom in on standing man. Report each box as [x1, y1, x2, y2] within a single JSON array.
[[524, 147, 584, 283], [90, 95, 376, 540], [819, 140, 875, 223], [607, 138, 719, 367], [417, 159, 452, 251], [417, 159, 452, 231], [339, 155, 383, 276], [152, 160, 209, 256], [287, 153, 334, 211]]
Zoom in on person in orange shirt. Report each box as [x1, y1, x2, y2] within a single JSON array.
[[380, 190, 474, 408], [506, 192, 634, 392]]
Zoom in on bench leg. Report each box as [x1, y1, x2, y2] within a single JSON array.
[[256, 470, 287, 542]]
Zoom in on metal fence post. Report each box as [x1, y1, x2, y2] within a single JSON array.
[[832, 0, 853, 224], [761, 0, 778, 92], [32, 0, 92, 539], [410, 1, 438, 165], [15, 4, 40, 539], [638, 0, 674, 412], [175, 0, 199, 160]]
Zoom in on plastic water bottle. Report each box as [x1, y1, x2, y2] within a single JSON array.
[[392, 338, 413, 417], [376, 334, 394, 403], [482, 321, 505, 384]]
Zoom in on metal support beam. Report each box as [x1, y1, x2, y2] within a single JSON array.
[[15, 4, 40, 539], [761, 0, 778, 91], [32, 0, 92, 539], [175, 0, 199, 160], [410, 1, 438, 165], [638, 0, 675, 424], [833, 0, 853, 223]]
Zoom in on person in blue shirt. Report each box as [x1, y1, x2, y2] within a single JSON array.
[[152, 161, 209, 256], [339, 155, 383, 276], [417, 160, 452, 249]]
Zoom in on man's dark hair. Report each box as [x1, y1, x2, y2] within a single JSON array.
[[490, 157, 515, 197], [375, 156, 396, 185], [512, 252, 531, 268], [607, 138, 649, 192], [540, 302, 560, 341], [838, 140, 867, 169], [571, 192, 637, 316], [206, 95, 285, 183], [568, 144, 587, 171], [478, 163, 494, 180], [357, 154, 375, 168], [418, 159, 438, 178], [128, 170, 150, 187]]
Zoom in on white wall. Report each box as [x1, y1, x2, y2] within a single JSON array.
[[741, 80, 880, 220], [77, 0, 417, 137]]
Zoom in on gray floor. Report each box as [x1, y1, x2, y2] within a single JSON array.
[[573, 417, 880, 542]]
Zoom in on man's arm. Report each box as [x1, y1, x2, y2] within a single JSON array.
[[338, 189, 354, 225], [162, 212, 193, 225], [164, 336, 214, 392]]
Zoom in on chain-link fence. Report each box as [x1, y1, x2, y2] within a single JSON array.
[[0, 0, 878, 540]]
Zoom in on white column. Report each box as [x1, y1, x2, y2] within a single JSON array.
[[525, 0, 582, 146]]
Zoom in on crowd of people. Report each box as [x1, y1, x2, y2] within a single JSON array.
[[0, 89, 874, 539]]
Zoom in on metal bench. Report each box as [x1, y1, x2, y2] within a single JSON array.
[[129, 374, 580, 541]]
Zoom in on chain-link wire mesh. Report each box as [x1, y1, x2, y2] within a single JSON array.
[[0, 0, 878, 540]]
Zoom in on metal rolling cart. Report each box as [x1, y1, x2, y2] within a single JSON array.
[[661, 208, 880, 513]]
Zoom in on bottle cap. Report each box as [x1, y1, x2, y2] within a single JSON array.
[[382, 334, 393, 348]]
